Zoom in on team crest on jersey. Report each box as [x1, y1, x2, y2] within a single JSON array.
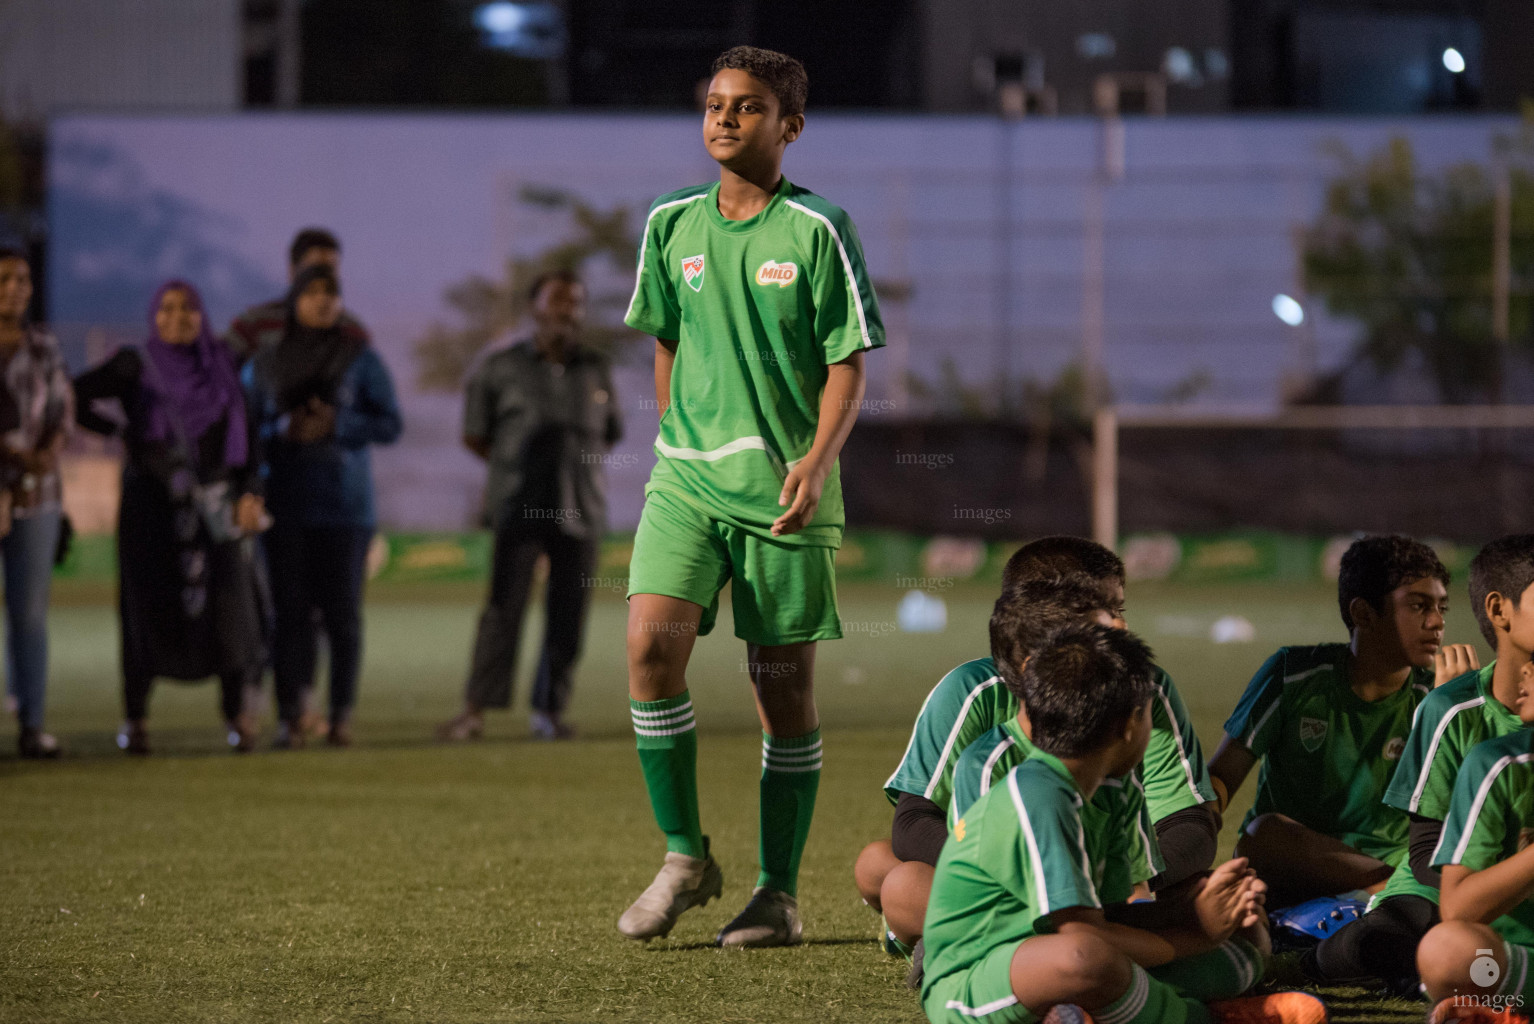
[[954, 818, 967, 842], [1383, 736, 1406, 761], [1299, 717, 1328, 753], [681, 254, 706, 292], [755, 259, 798, 288]]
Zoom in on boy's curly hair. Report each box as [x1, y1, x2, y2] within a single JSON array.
[[711, 46, 808, 117]]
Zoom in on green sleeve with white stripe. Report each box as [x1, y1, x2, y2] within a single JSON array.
[[1140, 668, 1217, 822], [1222, 650, 1287, 758], [1098, 778, 1165, 905], [998, 766, 1102, 925], [884, 660, 1012, 810], [797, 200, 884, 364], [948, 726, 1014, 829], [1434, 741, 1516, 873], [624, 193, 691, 340], [1383, 688, 1453, 816]]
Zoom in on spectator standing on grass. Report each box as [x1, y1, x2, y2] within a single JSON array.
[[74, 281, 269, 756], [438, 269, 622, 743], [245, 264, 401, 749], [0, 247, 72, 759], [224, 226, 371, 741]]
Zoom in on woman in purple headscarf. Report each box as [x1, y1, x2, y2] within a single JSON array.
[[74, 280, 269, 755]]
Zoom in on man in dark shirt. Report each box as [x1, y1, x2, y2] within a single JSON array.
[[439, 269, 622, 741], [223, 228, 368, 365]]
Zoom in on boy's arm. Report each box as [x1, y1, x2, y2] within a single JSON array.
[[1209, 651, 1289, 810], [1435, 743, 1530, 922], [1208, 738, 1258, 813], [1408, 814, 1446, 889], [1440, 852, 1534, 924], [1082, 857, 1266, 965], [770, 350, 864, 537]]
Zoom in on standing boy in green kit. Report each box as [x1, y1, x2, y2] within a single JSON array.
[[617, 46, 883, 948]]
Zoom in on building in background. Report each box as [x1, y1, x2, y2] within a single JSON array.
[[1228, 0, 1530, 112], [917, 0, 1231, 115], [0, 0, 244, 121]]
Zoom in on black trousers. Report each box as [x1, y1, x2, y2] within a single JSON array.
[[125, 666, 260, 723], [463, 520, 597, 715], [265, 524, 372, 723]]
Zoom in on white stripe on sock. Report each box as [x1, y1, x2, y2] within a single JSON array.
[[631, 701, 693, 719], [634, 721, 697, 737]]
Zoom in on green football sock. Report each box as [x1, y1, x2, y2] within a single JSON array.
[[631, 693, 705, 859], [1149, 937, 1264, 1002], [1497, 940, 1532, 1003], [1094, 963, 1213, 1024], [757, 728, 822, 896]]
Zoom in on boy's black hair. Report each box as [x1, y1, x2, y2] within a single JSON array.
[[528, 267, 582, 303], [289, 227, 341, 268], [1337, 535, 1450, 631], [710, 46, 808, 118], [1001, 536, 1125, 590], [990, 572, 1121, 702], [1469, 535, 1534, 648], [1020, 623, 1156, 759], [0, 246, 27, 264]]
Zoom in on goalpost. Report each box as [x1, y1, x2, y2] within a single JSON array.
[[1091, 404, 1534, 550]]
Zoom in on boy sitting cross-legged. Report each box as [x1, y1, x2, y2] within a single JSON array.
[[1414, 559, 1534, 1024], [921, 623, 1327, 1024], [1307, 538, 1534, 995], [1209, 535, 1466, 909], [857, 537, 1217, 960]]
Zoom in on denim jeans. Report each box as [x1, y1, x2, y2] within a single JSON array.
[[3, 507, 60, 730]]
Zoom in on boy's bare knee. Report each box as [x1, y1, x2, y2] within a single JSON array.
[[881, 860, 934, 943], [854, 840, 896, 908], [1018, 932, 1131, 1008], [1419, 921, 1498, 999], [1242, 812, 1300, 843]]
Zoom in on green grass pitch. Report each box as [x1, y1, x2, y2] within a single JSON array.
[[1, 578, 1463, 1022]]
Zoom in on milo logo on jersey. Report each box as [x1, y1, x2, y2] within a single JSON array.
[[681, 254, 706, 292], [756, 260, 798, 288], [1299, 717, 1328, 753]]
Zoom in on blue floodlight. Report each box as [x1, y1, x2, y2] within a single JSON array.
[[1272, 294, 1305, 327], [1442, 48, 1466, 74], [474, 2, 565, 59]]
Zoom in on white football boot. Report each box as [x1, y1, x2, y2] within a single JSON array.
[[617, 850, 724, 940]]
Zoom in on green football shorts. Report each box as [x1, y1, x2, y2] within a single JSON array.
[[627, 487, 842, 646], [923, 940, 1038, 1024]]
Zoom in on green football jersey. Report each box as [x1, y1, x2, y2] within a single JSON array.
[[1432, 730, 1534, 947], [887, 655, 1214, 823], [1376, 665, 1525, 904], [1224, 643, 1432, 864], [922, 752, 1160, 1000], [885, 657, 1010, 811], [948, 719, 1167, 888], [624, 177, 884, 548]]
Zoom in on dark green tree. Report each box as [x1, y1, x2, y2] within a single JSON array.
[[412, 186, 638, 390], [1302, 128, 1534, 402]]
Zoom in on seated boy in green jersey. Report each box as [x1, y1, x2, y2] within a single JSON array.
[[1415, 659, 1534, 1023], [1209, 535, 1461, 907], [616, 46, 884, 948], [1308, 538, 1534, 995], [923, 623, 1325, 1024], [857, 537, 1218, 955]]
